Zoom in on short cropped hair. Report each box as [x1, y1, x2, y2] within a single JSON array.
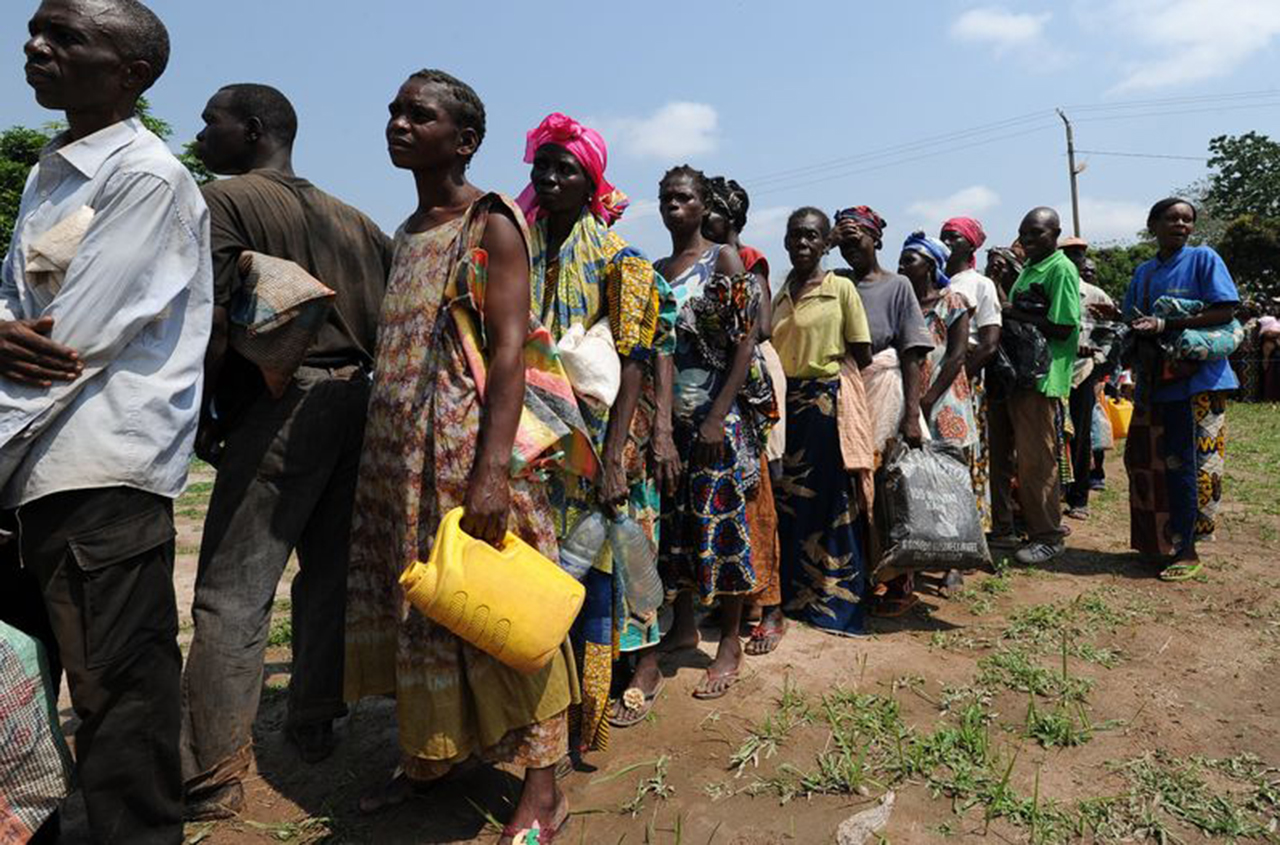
[[106, 0, 170, 89], [409, 69, 486, 163], [219, 83, 298, 145]]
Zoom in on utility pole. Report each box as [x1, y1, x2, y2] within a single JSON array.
[[1056, 108, 1082, 237]]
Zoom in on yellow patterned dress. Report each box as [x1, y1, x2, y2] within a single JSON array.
[[528, 208, 674, 754]]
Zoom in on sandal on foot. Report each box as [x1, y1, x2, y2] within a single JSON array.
[[692, 666, 740, 700], [608, 677, 665, 728], [1064, 506, 1090, 520], [744, 620, 786, 656], [501, 794, 570, 844], [1159, 560, 1203, 582]]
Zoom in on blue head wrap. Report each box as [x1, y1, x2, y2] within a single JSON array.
[[902, 230, 951, 287]]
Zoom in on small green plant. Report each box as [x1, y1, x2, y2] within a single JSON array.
[[621, 756, 674, 817]]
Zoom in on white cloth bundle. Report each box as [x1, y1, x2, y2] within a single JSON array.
[[24, 206, 94, 310], [557, 319, 621, 410]]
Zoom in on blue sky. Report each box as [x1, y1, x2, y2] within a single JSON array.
[[4, 0, 1279, 275]]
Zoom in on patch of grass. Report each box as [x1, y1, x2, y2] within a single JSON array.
[[1023, 696, 1093, 748], [176, 480, 215, 519], [1224, 402, 1280, 522], [976, 646, 1092, 701], [620, 756, 674, 818], [954, 566, 1015, 615], [268, 600, 292, 647], [1073, 751, 1280, 843], [729, 677, 812, 775], [239, 816, 332, 842]]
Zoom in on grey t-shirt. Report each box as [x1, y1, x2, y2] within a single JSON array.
[[836, 269, 933, 355]]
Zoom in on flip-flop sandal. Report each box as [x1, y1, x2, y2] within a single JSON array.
[[501, 794, 570, 843], [607, 677, 665, 728], [744, 621, 786, 656], [692, 667, 740, 700], [869, 594, 920, 618], [1065, 507, 1090, 520], [1159, 560, 1203, 582]]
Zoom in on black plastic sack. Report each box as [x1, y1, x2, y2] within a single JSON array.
[[880, 441, 991, 572]]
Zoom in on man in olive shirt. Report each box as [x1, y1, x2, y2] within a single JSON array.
[[180, 84, 392, 818], [988, 207, 1080, 565]]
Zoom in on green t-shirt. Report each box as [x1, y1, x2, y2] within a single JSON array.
[[1009, 249, 1081, 398]]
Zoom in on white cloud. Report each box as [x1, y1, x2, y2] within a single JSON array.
[[1064, 196, 1148, 243], [950, 7, 1051, 52], [740, 206, 792, 258], [1103, 0, 1280, 92], [591, 102, 719, 160], [906, 185, 1001, 228]]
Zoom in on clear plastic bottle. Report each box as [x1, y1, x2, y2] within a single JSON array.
[[610, 515, 663, 615], [558, 511, 606, 581]]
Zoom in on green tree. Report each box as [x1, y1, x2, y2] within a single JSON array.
[[1204, 131, 1280, 221], [1216, 214, 1280, 302], [1, 97, 210, 249], [1090, 242, 1158, 303]]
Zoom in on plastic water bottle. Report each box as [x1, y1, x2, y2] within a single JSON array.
[[559, 511, 606, 582], [610, 515, 663, 615]]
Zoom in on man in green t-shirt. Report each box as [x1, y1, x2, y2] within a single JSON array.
[[988, 207, 1081, 564]]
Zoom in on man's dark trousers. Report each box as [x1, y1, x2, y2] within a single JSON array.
[[1066, 371, 1099, 510], [181, 367, 369, 795], [18, 486, 184, 845]]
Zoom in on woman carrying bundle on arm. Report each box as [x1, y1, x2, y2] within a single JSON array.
[[772, 208, 875, 636], [344, 71, 577, 842], [514, 112, 677, 746], [1123, 198, 1240, 582]]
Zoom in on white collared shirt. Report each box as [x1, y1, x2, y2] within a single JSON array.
[[0, 117, 212, 507]]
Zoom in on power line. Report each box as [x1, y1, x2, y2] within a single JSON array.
[[1075, 149, 1209, 162], [734, 89, 1280, 197]]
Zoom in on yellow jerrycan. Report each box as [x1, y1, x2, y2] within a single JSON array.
[[400, 507, 585, 675]]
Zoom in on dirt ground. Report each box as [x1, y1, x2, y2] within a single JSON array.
[[56, 404, 1280, 844]]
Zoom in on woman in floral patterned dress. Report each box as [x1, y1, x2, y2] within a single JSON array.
[[345, 70, 577, 842]]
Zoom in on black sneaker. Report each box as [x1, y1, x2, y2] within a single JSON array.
[[185, 781, 244, 821], [285, 720, 335, 764]]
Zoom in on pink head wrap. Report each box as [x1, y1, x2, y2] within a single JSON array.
[[941, 216, 987, 268], [516, 112, 629, 226]]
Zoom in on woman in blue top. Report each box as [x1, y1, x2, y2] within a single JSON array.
[[1122, 198, 1239, 581]]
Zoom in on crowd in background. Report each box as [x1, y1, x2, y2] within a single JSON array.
[[0, 2, 1256, 844]]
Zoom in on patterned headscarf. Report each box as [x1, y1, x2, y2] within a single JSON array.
[[834, 205, 887, 245], [941, 216, 987, 268], [987, 246, 1024, 276], [902, 230, 951, 288], [516, 112, 630, 226]]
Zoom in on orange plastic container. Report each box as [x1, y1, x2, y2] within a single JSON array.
[[400, 507, 585, 674]]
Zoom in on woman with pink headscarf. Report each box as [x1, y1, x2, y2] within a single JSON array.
[[940, 217, 1003, 540], [516, 113, 679, 749]]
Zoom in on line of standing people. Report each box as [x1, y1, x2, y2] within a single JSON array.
[[0, 1, 1243, 841]]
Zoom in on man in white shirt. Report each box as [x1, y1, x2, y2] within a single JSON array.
[[0, 2, 211, 842]]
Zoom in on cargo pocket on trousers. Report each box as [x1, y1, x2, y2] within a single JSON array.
[[67, 503, 177, 671]]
